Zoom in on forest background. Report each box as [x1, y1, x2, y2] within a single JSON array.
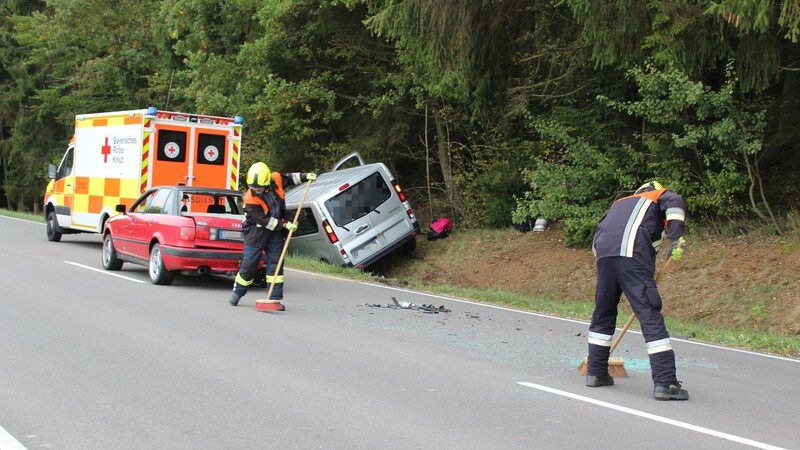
[[1, 1, 799, 344]]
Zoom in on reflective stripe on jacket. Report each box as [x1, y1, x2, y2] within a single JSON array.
[[592, 188, 686, 273]]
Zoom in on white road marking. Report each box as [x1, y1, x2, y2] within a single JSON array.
[[517, 382, 786, 450], [0, 425, 27, 450], [64, 261, 147, 284]]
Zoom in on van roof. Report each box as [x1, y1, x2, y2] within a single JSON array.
[[285, 163, 387, 206]]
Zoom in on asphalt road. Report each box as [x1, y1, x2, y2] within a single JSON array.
[[1, 215, 798, 450]]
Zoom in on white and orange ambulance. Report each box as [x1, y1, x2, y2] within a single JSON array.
[[44, 107, 244, 242]]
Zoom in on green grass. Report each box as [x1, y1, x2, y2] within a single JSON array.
[[0, 208, 44, 222], [4, 207, 797, 357]]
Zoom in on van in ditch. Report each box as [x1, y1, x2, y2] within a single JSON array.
[[285, 152, 420, 268]]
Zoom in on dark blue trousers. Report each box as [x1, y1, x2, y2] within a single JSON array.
[[588, 257, 677, 386], [233, 230, 287, 300]]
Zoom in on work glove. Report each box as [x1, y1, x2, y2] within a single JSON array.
[[306, 173, 317, 181], [668, 236, 686, 261], [284, 221, 298, 231]]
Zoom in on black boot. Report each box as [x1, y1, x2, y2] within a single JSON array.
[[654, 383, 689, 400], [229, 292, 242, 306], [586, 374, 614, 387]]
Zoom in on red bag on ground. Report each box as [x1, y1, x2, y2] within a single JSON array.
[[427, 217, 453, 241]]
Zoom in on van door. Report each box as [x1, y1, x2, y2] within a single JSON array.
[[151, 124, 190, 186], [54, 144, 76, 227], [191, 129, 229, 188], [323, 170, 407, 264]]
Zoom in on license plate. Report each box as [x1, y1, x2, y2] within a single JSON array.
[[218, 230, 243, 241]]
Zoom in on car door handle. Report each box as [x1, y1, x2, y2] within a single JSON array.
[[356, 224, 370, 234]]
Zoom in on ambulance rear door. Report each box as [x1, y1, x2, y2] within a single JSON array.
[[151, 115, 240, 190]]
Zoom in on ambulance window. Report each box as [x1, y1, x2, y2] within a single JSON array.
[[197, 134, 225, 166], [57, 147, 74, 179], [324, 172, 391, 226], [157, 130, 187, 162]]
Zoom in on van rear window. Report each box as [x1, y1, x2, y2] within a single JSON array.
[[325, 172, 391, 226]]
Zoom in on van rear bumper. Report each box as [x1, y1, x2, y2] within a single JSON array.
[[353, 222, 420, 269]]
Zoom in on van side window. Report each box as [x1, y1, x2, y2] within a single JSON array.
[[57, 147, 74, 179], [324, 172, 391, 226], [289, 208, 318, 237]]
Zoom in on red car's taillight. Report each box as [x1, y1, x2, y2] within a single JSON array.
[[179, 226, 195, 241]]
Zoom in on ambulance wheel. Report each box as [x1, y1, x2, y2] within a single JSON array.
[[46, 211, 62, 242], [102, 233, 123, 271], [149, 243, 175, 285]]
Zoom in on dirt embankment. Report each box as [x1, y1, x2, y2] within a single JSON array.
[[383, 224, 800, 336]]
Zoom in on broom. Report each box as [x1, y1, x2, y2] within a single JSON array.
[[577, 241, 684, 377], [255, 179, 314, 312]]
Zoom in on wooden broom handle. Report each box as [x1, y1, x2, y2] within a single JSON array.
[[609, 239, 685, 355], [265, 180, 314, 301]]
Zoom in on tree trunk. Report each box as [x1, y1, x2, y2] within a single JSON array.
[[777, 42, 800, 143], [433, 109, 460, 220]]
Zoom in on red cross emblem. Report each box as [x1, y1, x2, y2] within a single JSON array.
[[101, 137, 111, 163], [164, 142, 180, 159], [204, 145, 219, 162]]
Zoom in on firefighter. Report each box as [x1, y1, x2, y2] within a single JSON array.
[[586, 180, 689, 400], [229, 162, 316, 309]]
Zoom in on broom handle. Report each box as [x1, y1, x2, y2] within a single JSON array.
[[609, 313, 636, 356], [265, 180, 314, 301], [609, 240, 684, 355]]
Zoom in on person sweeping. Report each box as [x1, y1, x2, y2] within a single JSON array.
[[586, 181, 689, 401], [228, 162, 316, 310]]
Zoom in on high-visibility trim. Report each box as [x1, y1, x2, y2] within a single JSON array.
[[235, 273, 253, 286], [265, 217, 279, 230], [620, 197, 652, 257], [588, 331, 613, 347], [292, 173, 302, 185], [141, 130, 151, 193], [230, 140, 240, 190], [666, 207, 685, 222], [647, 338, 673, 354], [75, 115, 142, 128], [266, 275, 285, 284]]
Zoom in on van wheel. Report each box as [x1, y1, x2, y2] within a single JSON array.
[[149, 243, 175, 285], [46, 211, 62, 242], [102, 233, 123, 271]]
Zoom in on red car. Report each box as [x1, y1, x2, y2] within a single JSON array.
[[102, 186, 252, 285]]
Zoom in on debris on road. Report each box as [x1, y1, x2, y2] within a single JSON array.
[[360, 296, 451, 314]]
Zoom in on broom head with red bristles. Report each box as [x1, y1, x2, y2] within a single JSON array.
[[255, 300, 282, 312]]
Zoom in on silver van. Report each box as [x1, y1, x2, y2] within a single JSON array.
[[285, 152, 420, 268]]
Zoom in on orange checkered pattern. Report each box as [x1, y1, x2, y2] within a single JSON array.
[[72, 176, 140, 220]]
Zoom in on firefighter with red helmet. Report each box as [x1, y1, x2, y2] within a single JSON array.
[[228, 162, 316, 309], [586, 181, 689, 400]]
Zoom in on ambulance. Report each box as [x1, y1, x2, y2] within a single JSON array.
[[44, 107, 244, 242]]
